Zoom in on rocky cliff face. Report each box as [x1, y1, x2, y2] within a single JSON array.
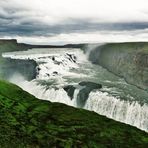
[[1, 58, 37, 80], [0, 39, 37, 80], [89, 42, 148, 90]]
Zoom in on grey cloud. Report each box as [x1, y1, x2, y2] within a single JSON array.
[[0, 1, 148, 37]]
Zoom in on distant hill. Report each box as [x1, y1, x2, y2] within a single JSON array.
[[0, 80, 148, 147], [0, 39, 84, 55]]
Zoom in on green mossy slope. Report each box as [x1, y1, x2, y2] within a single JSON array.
[[0, 80, 148, 148]]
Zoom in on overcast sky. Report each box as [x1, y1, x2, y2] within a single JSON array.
[[1, 0, 148, 44]]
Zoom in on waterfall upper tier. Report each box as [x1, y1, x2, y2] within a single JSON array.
[[2, 48, 87, 80]]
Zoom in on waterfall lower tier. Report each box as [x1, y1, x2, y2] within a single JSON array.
[[16, 80, 148, 132], [85, 91, 148, 132], [18, 81, 73, 106]]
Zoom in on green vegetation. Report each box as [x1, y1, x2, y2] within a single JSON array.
[[0, 80, 148, 148]]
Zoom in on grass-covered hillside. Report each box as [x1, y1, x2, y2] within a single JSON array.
[[0, 80, 148, 148]]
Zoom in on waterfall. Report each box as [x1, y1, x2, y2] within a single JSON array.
[[84, 91, 148, 132], [2, 48, 87, 80], [18, 80, 84, 107], [17, 80, 73, 106], [2, 47, 148, 133], [71, 89, 80, 106], [16, 78, 148, 132]]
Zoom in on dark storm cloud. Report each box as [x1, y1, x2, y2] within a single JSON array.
[[1, 12, 148, 37]]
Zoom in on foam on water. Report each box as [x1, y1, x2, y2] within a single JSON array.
[[3, 48, 88, 79], [15, 80, 73, 105]]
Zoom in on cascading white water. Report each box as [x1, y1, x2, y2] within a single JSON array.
[[2, 48, 87, 79], [84, 91, 148, 132], [16, 80, 73, 106], [16, 79, 84, 107], [71, 89, 80, 106], [17, 78, 148, 132], [2, 47, 148, 132]]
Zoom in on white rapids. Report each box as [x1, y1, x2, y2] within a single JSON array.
[[2, 48, 87, 79]]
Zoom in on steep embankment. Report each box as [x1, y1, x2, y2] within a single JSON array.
[[0, 39, 37, 80], [0, 80, 148, 147], [89, 42, 148, 90]]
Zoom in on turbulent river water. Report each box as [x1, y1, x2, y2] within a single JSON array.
[[2, 47, 148, 132]]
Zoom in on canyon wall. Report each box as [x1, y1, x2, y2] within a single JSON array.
[[89, 42, 148, 90]]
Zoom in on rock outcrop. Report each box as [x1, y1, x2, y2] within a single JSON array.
[[64, 81, 102, 107], [77, 81, 102, 107]]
